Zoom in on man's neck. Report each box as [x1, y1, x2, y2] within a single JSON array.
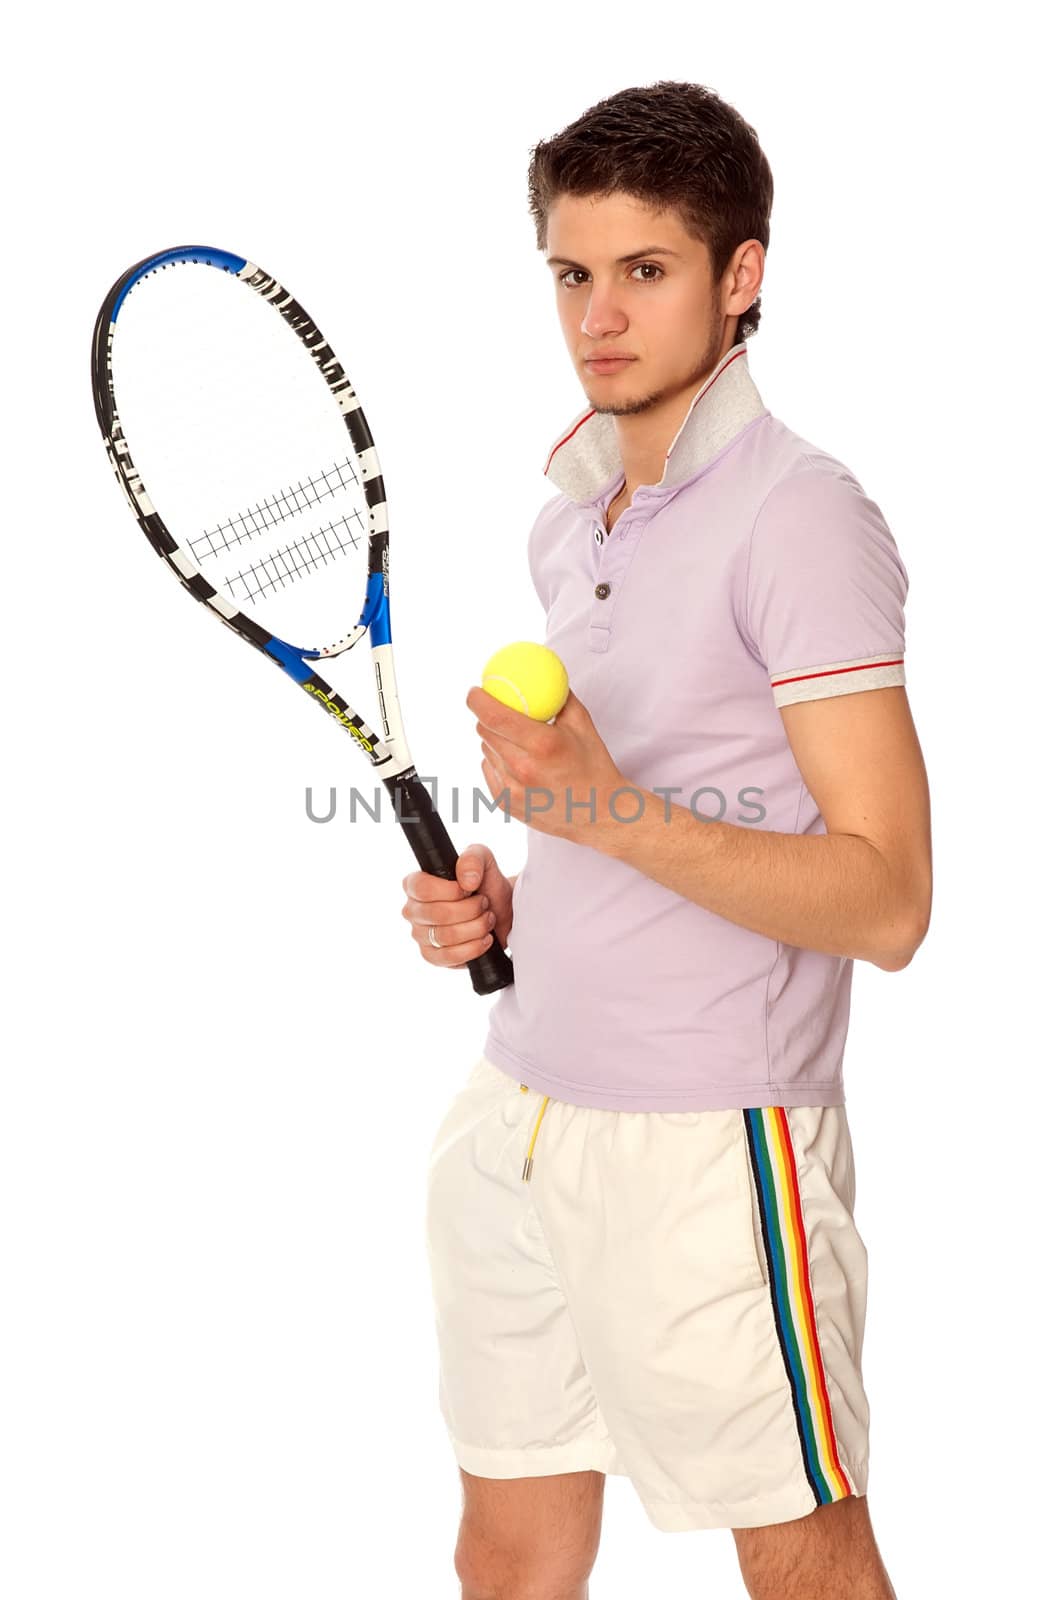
[[604, 481, 630, 532], [543, 332, 760, 509], [607, 338, 734, 505]]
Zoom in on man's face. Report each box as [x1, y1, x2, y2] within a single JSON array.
[[544, 191, 727, 418]]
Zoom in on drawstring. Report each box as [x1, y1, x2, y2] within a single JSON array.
[[518, 1083, 551, 1182]]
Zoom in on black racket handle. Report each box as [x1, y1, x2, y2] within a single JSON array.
[[385, 774, 515, 995]]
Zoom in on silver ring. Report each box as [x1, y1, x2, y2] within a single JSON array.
[[428, 926, 441, 949]]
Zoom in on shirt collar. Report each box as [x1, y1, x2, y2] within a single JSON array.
[[542, 341, 768, 506]]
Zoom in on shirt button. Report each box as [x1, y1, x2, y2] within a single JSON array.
[[594, 582, 611, 600], [594, 528, 603, 545]]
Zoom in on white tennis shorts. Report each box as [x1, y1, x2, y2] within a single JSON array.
[[424, 1055, 872, 1533]]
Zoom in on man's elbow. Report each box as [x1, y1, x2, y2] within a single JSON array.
[[872, 903, 931, 972]]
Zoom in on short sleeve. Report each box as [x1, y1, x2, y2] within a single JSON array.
[[743, 465, 909, 708]]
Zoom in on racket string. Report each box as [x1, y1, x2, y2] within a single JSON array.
[[190, 457, 361, 561], [223, 507, 366, 604]]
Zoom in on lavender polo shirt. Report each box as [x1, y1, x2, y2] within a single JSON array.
[[482, 341, 908, 1110]]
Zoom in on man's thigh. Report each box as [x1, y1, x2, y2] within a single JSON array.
[[733, 1495, 896, 1600], [531, 1097, 872, 1531], [454, 1468, 605, 1595]]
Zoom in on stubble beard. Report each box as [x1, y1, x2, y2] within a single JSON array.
[[589, 320, 725, 418]]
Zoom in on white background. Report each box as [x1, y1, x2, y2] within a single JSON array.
[[2, 3, 1059, 1595]]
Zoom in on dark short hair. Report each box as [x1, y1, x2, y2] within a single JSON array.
[[527, 80, 773, 341]]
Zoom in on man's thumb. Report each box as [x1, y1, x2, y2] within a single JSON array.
[[456, 844, 491, 889]]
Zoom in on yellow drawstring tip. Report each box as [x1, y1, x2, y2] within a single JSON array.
[[520, 1083, 528, 1093], [521, 1156, 534, 1182]]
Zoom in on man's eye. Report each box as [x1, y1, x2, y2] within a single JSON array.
[[557, 264, 663, 287]]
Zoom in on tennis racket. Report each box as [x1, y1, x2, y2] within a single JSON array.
[[90, 245, 514, 995]]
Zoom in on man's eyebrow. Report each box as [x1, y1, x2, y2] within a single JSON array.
[[545, 246, 682, 268]]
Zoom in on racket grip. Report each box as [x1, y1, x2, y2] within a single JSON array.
[[385, 774, 515, 995]]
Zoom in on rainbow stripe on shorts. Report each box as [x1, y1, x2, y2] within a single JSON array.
[[743, 1106, 856, 1506]]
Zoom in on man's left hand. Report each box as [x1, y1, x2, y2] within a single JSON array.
[[466, 685, 632, 845]]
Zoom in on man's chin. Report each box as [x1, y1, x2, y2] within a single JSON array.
[[588, 392, 662, 418]]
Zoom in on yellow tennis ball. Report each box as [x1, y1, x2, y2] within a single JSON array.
[[481, 642, 570, 721]]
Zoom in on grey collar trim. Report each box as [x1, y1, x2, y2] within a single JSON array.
[[542, 342, 768, 504]]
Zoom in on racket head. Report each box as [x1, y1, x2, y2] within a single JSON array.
[[93, 246, 390, 670]]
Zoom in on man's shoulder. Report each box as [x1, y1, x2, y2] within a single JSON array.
[[751, 414, 869, 499], [710, 412, 867, 508], [528, 487, 582, 552]]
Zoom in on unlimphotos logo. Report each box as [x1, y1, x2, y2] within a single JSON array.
[[302, 683, 374, 753]]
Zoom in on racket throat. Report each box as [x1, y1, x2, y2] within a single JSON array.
[[370, 643, 413, 775]]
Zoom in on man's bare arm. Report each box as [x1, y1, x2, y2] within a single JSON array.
[[596, 686, 932, 972]]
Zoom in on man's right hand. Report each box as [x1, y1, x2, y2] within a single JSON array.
[[401, 843, 515, 970]]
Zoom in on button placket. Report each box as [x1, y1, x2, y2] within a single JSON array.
[[587, 517, 644, 651]]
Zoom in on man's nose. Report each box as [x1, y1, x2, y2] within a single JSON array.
[[580, 292, 628, 337]]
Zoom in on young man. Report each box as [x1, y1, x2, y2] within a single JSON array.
[[402, 81, 931, 1599]]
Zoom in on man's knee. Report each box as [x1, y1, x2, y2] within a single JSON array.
[[454, 1468, 604, 1599]]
